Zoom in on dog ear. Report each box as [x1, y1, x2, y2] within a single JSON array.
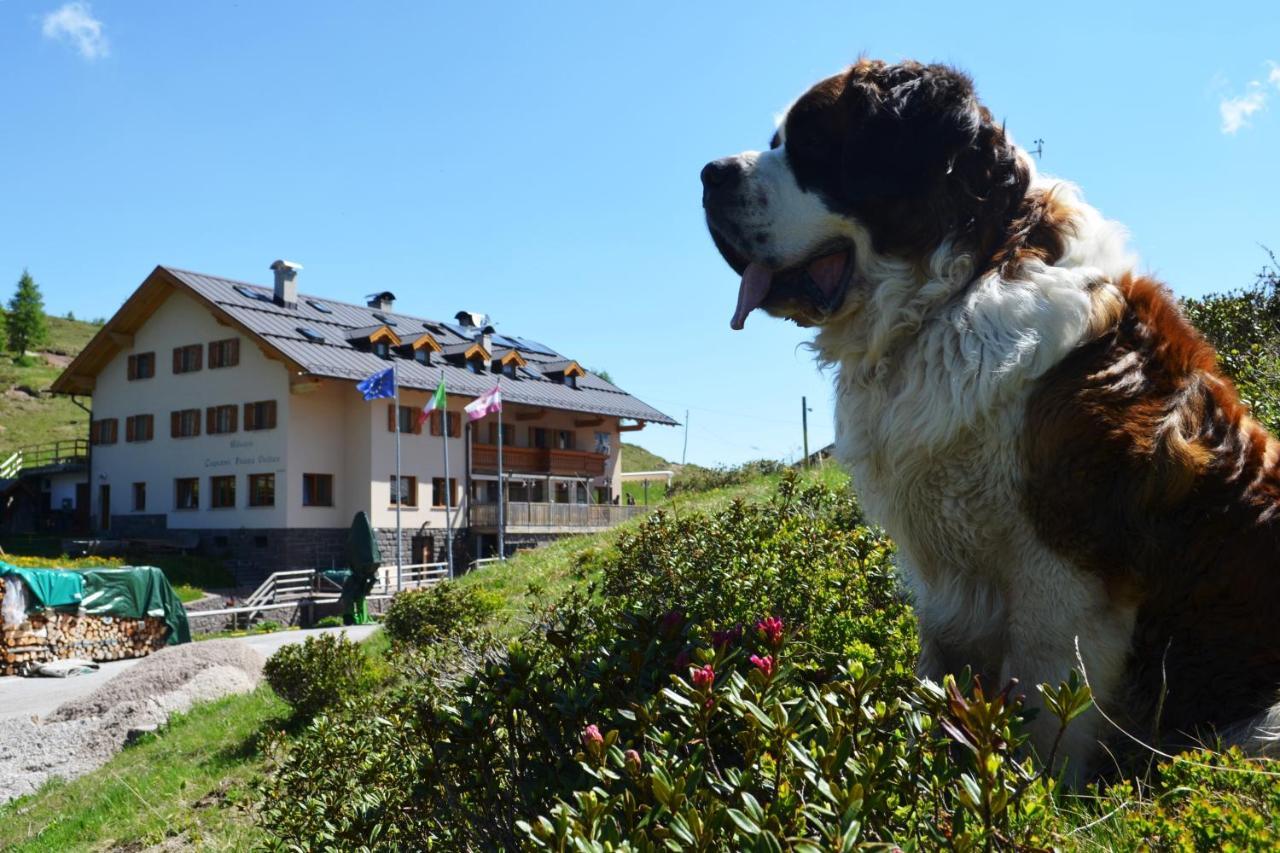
[[841, 64, 982, 203]]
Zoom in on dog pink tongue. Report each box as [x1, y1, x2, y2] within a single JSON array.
[[730, 263, 773, 330], [807, 251, 849, 300]]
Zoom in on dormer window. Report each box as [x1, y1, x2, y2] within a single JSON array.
[[491, 348, 528, 380], [543, 359, 586, 389], [442, 341, 491, 374], [401, 332, 443, 367], [345, 324, 402, 358]]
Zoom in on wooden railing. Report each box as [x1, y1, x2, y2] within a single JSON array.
[[470, 501, 648, 530], [1, 439, 89, 477], [471, 444, 607, 477]]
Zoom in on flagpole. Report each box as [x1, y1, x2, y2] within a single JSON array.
[[497, 376, 505, 561], [441, 370, 454, 579], [394, 364, 403, 592]]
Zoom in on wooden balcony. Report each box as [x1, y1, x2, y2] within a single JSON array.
[[470, 501, 648, 533], [471, 443, 607, 477]]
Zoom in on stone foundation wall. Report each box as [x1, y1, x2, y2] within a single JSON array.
[[0, 578, 169, 676]]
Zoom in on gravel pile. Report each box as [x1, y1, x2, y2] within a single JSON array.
[[0, 640, 265, 804]]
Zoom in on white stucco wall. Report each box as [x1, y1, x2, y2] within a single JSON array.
[[90, 290, 290, 529]]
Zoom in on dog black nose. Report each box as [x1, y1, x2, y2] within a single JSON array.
[[701, 157, 742, 190]]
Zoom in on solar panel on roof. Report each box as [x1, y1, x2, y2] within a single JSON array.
[[491, 333, 522, 349], [308, 299, 333, 314], [373, 312, 398, 326], [423, 322, 445, 335], [510, 336, 557, 355], [442, 322, 472, 338], [297, 326, 326, 343], [523, 366, 544, 380], [234, 284, 269, 302]]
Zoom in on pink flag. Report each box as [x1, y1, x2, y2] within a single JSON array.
[[464, 384, 502, 421]]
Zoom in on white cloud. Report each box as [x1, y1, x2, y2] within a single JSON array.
[[1220, 83, 1267, 134], [41, 2, 109, 60]]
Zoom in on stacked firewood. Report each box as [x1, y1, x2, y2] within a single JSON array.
[[0, 578, 170, 676]]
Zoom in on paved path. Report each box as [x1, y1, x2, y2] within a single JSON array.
[[0, 625, 380, 722]]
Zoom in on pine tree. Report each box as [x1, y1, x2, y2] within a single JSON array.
[[7, 269, 49, 360]]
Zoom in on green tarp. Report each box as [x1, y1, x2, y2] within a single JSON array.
[[0, 564, 190, 645], [0, 563, 85, 608]]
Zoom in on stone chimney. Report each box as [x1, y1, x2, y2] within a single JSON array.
[[270, 260, 301, 308], [366, 291, 396, 310], [479, 324, 495, 354]]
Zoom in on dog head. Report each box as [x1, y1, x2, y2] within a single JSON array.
[[702, 59, 1028, 330]]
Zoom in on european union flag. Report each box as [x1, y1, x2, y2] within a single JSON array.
[[357, 366, 396, 400]]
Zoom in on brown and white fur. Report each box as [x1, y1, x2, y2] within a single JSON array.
[[702, 59, 1280, 783]]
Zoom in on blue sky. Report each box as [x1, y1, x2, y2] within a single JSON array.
[[2, 1, 1278, 466]]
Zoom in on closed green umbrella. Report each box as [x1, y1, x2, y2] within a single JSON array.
[[342, 511, 381, 625]]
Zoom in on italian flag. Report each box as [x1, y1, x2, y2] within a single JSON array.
[[419, 377, 446, 427]]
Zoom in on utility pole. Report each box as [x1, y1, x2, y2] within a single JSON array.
[[681, 409, 689, 465], [801, 396, 811, 469]]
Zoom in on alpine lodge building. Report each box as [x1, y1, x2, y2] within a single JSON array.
[[49, 262, 677, 584]]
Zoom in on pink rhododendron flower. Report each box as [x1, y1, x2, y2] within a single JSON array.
[[624, 749, 643, 775], [757, 616, 784, 649], [659, 609, 685, 638], [581, 724, 603, 750], [750, 654, 775, 678], [712, 625, 743, 649], [690, 663, 715, 690]]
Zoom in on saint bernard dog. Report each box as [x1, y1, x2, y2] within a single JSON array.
[[701, 58, 1280, 782]]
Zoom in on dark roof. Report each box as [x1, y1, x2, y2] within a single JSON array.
[[162, 267, 677, 426], [344, 324, 394, 342], [441, 342, 485, 358]]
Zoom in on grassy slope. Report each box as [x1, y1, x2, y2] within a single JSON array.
[[0, 315, 101, 455], [620, 442, 673, 504], [0, 471, 798, 851], [620, 442, 670, 473]]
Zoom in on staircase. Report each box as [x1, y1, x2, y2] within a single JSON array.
[[0, 451, 21, 495]]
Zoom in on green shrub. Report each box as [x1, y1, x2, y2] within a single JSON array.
[[668, 459, 785, 495], [255, 472, 1279, 849], [263, 633, 377, 721], [253, 620, 283, 634], [1183, 251, 1280, 433], [313, 615, 343, 629], [382, 582, 498, 649]]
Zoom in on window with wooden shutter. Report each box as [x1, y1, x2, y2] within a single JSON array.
[[91, 418, 118, 445], [430, 410, 443, 436], [126, 414, 154, 443], [208, 338, 240, 369], [172, 344, 202, 374], [207, 405, 237, 434], [127, 352, 155, 380], [244, 400, 277, 431], [447, 412, 461, 438], [175, 477, 199, 510], [248, 473, 275, 507], [387, 405, 416, 433], [171, 409, 200, 438], [210, 475, 236, 508]]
